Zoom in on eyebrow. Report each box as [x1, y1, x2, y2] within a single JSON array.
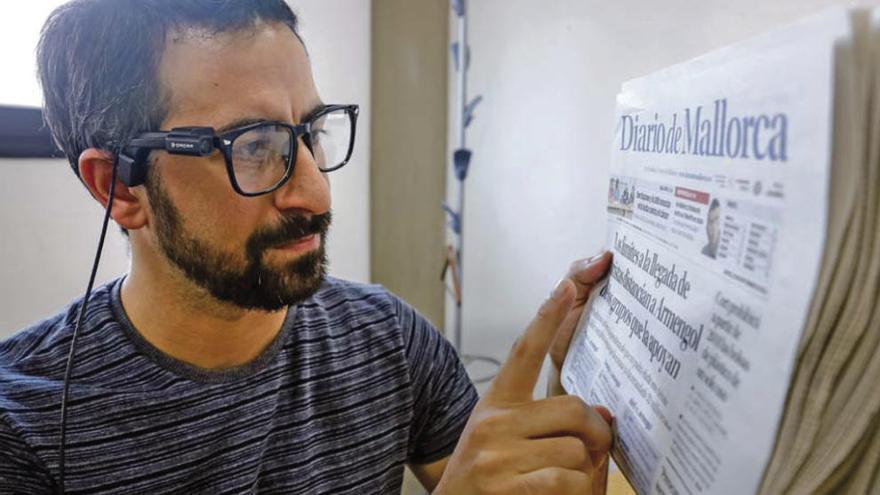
[[215, 102, 326, 134]]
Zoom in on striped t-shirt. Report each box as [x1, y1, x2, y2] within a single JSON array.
[[0, 277, 478, 493]]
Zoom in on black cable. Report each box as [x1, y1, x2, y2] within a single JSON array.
[[57, 159, 119, 493]]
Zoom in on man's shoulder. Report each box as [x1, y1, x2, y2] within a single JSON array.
[[1, 303, 76, 369], [317, 276, 391, 299], [0, 309, 73, 408], [0, 279, 118, 373], [305, 276, 438, 340], [308, 276, 401, 319]]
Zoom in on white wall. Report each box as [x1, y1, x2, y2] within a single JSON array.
[[0, 1, 370, 337], [295, 0, 371, 286], [0, 161, 131, 335], [447, 0, 867, 373]]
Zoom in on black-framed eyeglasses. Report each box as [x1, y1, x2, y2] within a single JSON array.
[[116, 104, 359, 196]]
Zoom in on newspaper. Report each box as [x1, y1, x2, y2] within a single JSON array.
[[562, 11, 853, 495]]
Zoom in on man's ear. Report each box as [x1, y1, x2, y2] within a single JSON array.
[[78, 148, 148, 231]]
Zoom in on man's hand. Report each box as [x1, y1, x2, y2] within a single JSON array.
[[548, 251, 613, 397], [434, 254, 613, 495]]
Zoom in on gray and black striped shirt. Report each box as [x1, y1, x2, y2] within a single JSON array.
[[0, 277, 478, 493]]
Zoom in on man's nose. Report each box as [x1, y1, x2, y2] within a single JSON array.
[[272, 137, 332, 215]]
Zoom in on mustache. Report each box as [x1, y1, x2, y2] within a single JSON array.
[[246, 211, 332, 255]]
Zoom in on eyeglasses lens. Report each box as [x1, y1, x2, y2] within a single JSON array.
[[230, 124, 293, 193], [310, 108, 353, 172]]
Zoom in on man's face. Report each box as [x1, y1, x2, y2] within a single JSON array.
[[706, 206, 721, 248], [142, 22, 332, 310]]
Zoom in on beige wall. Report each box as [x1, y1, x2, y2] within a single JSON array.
[[370, 0, 449, 329]]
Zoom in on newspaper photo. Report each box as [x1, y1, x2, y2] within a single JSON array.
[[562, 11, 852, 495]]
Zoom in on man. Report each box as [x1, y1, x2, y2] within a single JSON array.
[[0, 1, 613, 493], [702, 198, 722, 259]]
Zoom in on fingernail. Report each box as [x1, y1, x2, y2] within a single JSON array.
[[551, 278, 569, 299], [594, 405, 614, 425], [574, 252, 605, 271], [588, 250, 608, 263]]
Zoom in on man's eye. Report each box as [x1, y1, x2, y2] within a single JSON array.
[[237, 139, 270, 157]]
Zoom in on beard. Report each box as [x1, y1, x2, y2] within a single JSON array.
[[146, 174, 330, 311]]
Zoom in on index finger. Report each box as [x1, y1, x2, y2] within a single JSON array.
[[487, 278, 576, 402]]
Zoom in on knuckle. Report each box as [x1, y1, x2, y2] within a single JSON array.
[[535, 302, 557, 320], [480, 412, 507, 431], [511, 337, 539, 361], [469, 414, 503, 446], [472, 450, 493, 471], [560, 395, 590, 418], [468, 426, 489, 448], [550, 469, 570, 489], [560, 437, 588, 466], [519, 475, 545, 495], [548, 468, 567, 487]]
